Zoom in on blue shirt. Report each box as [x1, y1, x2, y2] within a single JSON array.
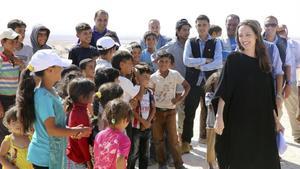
[[28, 87, 67, 168], [221, 36, 237, 61], [183, 35, 223, 85], [140, 34, 171, 50], [140, 49, 155, 71], [264, 40, 284, 78]]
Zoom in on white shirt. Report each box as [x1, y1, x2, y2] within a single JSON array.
[[95, 58, 112, 70], [287, 39, 300, 84], [150, 69, 184, 109], [118, 76, 140, 102]]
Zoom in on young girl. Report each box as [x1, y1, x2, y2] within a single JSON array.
[[16, 49, 91, 169], [0, 106, 33, 169], [93, 99, 132, 169], [65, 78, 95, 169], [203, 72, 220, 169]]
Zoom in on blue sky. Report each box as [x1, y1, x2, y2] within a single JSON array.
[[1, 0, 299, 39]]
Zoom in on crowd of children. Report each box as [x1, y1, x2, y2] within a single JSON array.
[[1, 9, 300, 169]]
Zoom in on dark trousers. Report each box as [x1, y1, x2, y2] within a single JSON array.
[[128, 128, 151, 169], [181, 85, 207, 143], [152, 109, 183, 168], [0, 95, 15, 142]]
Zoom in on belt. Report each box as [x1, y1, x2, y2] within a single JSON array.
[[156, 107, 174, 112]]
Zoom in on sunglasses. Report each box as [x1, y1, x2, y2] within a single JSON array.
[[265, 23, 277, 28]]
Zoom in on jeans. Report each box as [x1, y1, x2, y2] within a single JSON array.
[[128, 128, 151, 169], [152, 109, 183, 169]]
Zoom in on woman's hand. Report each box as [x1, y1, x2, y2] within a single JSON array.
[[273, 110, 285, 133], [214, 115, 224, 135]]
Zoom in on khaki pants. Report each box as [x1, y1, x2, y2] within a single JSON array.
[[279, 85, 300, 140], [206, 128, 216, 163], [152, 109, 183, 168]]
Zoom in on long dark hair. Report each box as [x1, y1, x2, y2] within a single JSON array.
[[64, 78, 95, 112], [16, 68, 44, 133], [236, 20, 271, 73]]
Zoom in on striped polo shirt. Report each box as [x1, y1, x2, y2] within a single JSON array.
[[0, 52, 20, 96]]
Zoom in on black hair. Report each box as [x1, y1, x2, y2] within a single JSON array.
[[94, 68, 120, 91], [209, 25, 222, 35], [96, 82, 124, 108], [3, 106, 18, 129], [104, 99, 131, 126], [135, 62, 151, 75], [156, 50, 175, 64], [79, 58, 94, 70], [16, 68, 44, 133], [56, 70, 83, 99], [75, 23, 91, 34], [98, 46, 116, 56], [111, 50, 133, 70], [129, 42, 142, 51], [65, 78, 95, 112], [195, 15, 210, 23], [61, 64, 81, 78], [94, 9, 109, 20], [7, 19, 26, 30], [226, 14, 240, 23], [143, 31, 158, 41]]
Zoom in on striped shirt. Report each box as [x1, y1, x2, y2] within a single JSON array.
[[0, 52, 20, 96]]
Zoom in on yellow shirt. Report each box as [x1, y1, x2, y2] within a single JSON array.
[[3, 134, 33, 169]]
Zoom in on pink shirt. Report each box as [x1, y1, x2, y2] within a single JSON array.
[[94, 127, 131, 169]]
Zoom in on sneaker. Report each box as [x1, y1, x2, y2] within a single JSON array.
[[181, 142, 191, 154]]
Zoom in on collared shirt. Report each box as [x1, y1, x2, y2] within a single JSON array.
[[221, 36, 237, 61], [263, 40, 284, 78], [287, 39, 300, 84], [141, 49, 155, 72], [140, 34, 171, 50], [183, 35, 223, 85]]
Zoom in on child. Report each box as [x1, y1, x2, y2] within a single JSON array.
[[95, 36, 118, 70], [149, 51, 190, 169], [203, 72, 220, 169], [127, 63, 155, 169], [79, 58, 96, 80], [7, 19, 33, 64], [30, 24, 52, 54], [128, 42, 142, 65], [94, 99, 132, 169], [68, 23, 99, 66], [65, 78, 95, 169], [0, 106, 33, 169], [208, 25, 222, 38], [140, 31, 157, 72], [16, 49, 91, 169], [0, 28, 23, 143], [111, 50, 140, 103]]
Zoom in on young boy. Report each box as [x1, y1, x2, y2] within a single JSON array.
[[7, 19, 33, 64], [208, 25, 222, 38], [30, 24, 52, 53], [95, 36, 118, 70], [68, 23, 99, 66], [79, 58, 96, 80], [140, 31, 157, 72], [127, 63, 155, 169], [128, 42, 142, 65], [149, 51, 190, 169], [0, 29, 23, 143]]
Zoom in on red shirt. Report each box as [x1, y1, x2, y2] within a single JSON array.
[[66, 103, 91, 163]]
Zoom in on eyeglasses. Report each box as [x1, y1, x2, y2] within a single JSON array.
[[265, 23, 277, 28]]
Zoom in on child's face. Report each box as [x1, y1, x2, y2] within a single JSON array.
[[8, 120, 23, 135], [77, 29, 92, 44], [211, 31, 222, 38], [83, 61, 96, 79], [158, 57, 171, 72], [131, 48, 141, 64], [145, 36, 157, 50], [1, 39, 18, 53], [37, 30, 48, 46], [120, 59, 133, 75], [14, 26, 26, 43], [136, 72, 150, 87], [46, 66, 63, 83]]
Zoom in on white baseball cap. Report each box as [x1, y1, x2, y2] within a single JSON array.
[[28, 49, 72, 72], [96, 36, 119, 51], [0, 28, 19, 41]]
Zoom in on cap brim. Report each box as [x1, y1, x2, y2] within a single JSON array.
[[57, 58, 72, 68]]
